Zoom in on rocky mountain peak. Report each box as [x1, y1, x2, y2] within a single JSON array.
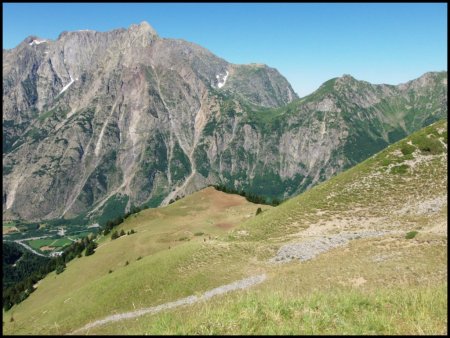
[[25, 35, 41, 43], [341, 73, 354, 79], [128, 21, 158, 39], [397, 71, 447, 91], [2, 22, 447, 223], [13, 36, 48, 49], [336, 74, 357, 84]]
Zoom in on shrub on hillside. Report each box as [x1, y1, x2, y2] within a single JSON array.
[[391, 164, 409, 175], [400, 143, 415, 156], [84, 241, 97, 256], [55, 264, 65, 274], [405, 231, 418, 239], [412, 134, 444, 155]]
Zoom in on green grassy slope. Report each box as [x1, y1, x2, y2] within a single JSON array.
[[3, 188, 270, 334], [234, 119, 447, 242], [3, 120, 447, 334]]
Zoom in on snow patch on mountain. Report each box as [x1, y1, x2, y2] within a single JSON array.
[[58, 75, 75, 95], [217, 71, 229, 88], [29, 39, 47, 46]]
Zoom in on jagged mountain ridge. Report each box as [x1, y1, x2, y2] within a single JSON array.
[[2, 21, 447, 222]]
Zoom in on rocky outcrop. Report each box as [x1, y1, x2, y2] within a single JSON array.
[[2, 22, 447, 222]]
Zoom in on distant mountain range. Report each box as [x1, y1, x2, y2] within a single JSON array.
[[2, 21, 447, 222]]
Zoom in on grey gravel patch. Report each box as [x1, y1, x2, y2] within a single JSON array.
[[395, 195, 446, 216], [71, 274, 266, 334], [269, 231, 389, 264]]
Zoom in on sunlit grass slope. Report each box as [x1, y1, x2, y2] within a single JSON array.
[[3, 120, 447, 335], [233, 119, 447, 243], [3, 188, 270, 334], [88, 234, 447, 335]]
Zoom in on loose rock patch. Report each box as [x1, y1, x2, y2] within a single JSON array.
[[395, 195, 446, 216], [269, 231, 389, 264]]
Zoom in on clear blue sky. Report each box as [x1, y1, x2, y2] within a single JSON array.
[[3, 3, 447, 97]]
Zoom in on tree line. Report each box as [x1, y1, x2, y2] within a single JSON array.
[[3, 204, 142, 311], [2, 236, 98, 310], [102, 205, 141, 236], [111, 228, 136, 240], [211, 184, 282, 206]]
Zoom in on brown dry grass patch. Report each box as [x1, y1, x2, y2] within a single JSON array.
[[215, 222, 234, 229], [202, 187, 246, 210], [3, 226, 19, 234]]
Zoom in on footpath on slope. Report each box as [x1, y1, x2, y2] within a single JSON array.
[[70, 228, 394, 334], [70, 274, 267, 334]]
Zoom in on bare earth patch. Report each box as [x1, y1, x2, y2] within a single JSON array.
[[349, 276, 367, 287], [40, 246, 55, 251], [215, 222, 233, 229], [3, 226, 19, 234], [211, 193, 245, 210]]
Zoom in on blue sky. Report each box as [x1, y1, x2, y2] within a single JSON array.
[[3, 3, 447, 97]]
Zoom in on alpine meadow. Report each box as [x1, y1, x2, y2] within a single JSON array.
[[2, 4, 447, 335]]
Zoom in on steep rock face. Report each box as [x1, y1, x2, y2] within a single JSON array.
[[224, 63, 297, 107], [2, 22, 297, 221], [2, 22, 447, 222], [188, 71, 447, 200]]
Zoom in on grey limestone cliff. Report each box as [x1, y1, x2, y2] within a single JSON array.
[[2, 22, 447, 222]]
